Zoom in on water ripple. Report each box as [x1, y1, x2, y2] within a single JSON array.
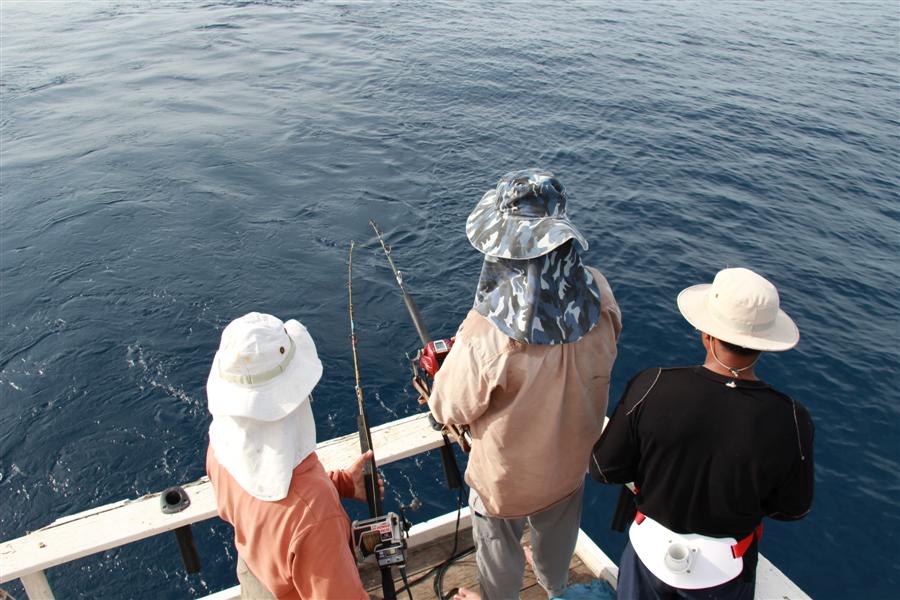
[[1, 1, 898, 598]]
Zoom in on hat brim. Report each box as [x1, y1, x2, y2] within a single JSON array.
[[207, 320, 323, 421], [466, 190, 589, 259], [677, 284, 799, 352]]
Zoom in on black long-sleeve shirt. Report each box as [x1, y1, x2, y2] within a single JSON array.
[[591, 366, 814, 540]]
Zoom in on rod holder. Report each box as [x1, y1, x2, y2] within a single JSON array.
[[173, 525, 202, 575], [439, 438, 462, 490], [160, 486, 201, 575]]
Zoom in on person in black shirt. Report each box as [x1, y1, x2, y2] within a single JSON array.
[[591, 267, 814, 600]]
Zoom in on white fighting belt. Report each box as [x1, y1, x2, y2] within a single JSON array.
[[629, 514, 743, 589]]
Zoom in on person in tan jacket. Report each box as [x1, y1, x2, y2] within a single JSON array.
[[428, 169, 622, 600]]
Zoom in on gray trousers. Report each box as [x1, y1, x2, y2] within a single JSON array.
[[236, 555, 276, 600], [470, 486, 584, 600]]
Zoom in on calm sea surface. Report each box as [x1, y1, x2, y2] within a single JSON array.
[[2, 1, 898, 598]]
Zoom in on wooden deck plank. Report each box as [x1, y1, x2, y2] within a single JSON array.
[[363, 524, 603, 600], [364, 545, 599, 600], [359, 524, 475, 590], [0, 412, 445, 583]]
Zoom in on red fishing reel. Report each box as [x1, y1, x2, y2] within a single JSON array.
[[409, 337, 471, 454], [418, 337, 455, 378]]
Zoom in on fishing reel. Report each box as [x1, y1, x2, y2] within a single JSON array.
[[418, 337, 455, 378], [410, 337, 455, 399], [351, 512, 407, 569], [408, 337, 472, 455]]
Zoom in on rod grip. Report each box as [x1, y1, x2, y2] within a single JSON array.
[[364, 471, 383, 516], [380, 565, 397, 600], [358, 414, 383, 516], [402, 294, 431, 345]]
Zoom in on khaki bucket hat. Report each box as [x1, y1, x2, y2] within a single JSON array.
[[677, 267, 799, 352]]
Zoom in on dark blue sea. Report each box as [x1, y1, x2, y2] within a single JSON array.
[[2, 1, 898, 598]]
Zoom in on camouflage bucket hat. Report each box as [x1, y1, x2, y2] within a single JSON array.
[[466, 168, 589, 260]]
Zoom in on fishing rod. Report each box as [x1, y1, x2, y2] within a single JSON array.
[[368, 222, 477, 600], [348, 241, 407, 600], [349, 240, 384, 517], [369, 223, 431, 346], [369, 220, 470, 473]]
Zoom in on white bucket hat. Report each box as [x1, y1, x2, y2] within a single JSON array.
[[677, 268, 799, 352], [207, 312, 323, 500]]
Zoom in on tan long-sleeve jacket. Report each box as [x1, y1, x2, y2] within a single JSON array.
[[428, 268, 621, 518]]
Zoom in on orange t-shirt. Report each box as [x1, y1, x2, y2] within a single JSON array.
[[207, 446, 369, 600]]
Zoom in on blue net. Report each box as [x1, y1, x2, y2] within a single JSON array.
[[551, 579, 617, 599]]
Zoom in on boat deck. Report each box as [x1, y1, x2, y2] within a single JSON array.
[[359, 524, 607, 600]]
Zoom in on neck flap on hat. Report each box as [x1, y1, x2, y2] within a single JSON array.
[[209, 398, 317, 501], [473, 241, 603, 345]]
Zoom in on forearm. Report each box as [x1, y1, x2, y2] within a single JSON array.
[[590, 449, 636, 484], [426, 331, 495, 425], [767, 507, 811, 521], [764, 461, 814, 521], [428, 391, 481, 425], [428, 371, 489, 425], [766, 406, 814, 521], [589, 397, 639, 484]]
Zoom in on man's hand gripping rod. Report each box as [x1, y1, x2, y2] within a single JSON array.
[[369, 220, 471, 458]]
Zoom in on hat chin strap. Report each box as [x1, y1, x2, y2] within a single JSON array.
[[710, 339, 760, 387]]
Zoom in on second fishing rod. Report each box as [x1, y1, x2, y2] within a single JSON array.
[[369, 219, 470, 489], [348, 241, 409, 600]]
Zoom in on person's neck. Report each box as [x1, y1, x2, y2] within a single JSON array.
[[703, 344, 760, 381], [702, 359, 758, 380]]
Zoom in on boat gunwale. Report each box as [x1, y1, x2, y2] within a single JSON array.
[[0, 412, 445, 583], [0, 412, 812, 600]]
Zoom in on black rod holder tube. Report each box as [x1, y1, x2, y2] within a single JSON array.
[[439, 437, 463, 490], [173, 525, 202, 574]]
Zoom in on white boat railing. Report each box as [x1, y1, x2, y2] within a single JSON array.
[[0, 411, 812, 600], [0, 412, 446, 599]]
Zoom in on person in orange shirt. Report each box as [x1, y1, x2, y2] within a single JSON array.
[[205, 312, 382, 599]]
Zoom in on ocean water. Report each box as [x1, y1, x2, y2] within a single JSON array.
[[1, 1, 898, 598]]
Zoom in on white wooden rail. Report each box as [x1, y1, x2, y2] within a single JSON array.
[[0, 412, 446, 598], [0, 410, 812, 600]]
